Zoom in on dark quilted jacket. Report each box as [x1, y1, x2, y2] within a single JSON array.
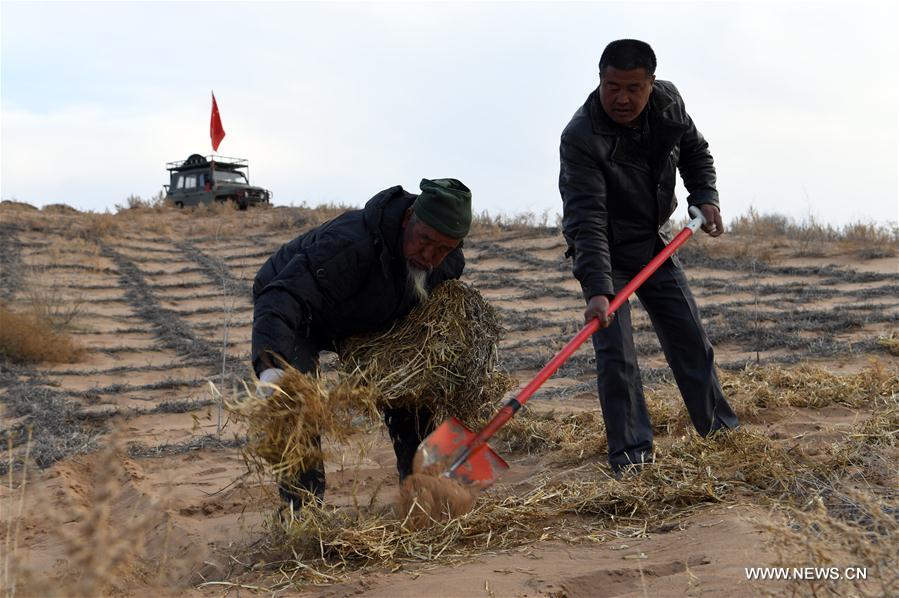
[[251, 186, 464, 372], [559, 80, 718, 300]]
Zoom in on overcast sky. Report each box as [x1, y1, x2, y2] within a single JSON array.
[[2, 1, 897, 226]]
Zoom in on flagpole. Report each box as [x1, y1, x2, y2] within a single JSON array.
[[210, 91, 215, 186]]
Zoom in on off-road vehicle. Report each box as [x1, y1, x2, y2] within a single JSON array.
[[164, 154, 272, 210]]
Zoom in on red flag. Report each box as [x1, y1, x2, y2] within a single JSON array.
[[210, 92, 226, 152]]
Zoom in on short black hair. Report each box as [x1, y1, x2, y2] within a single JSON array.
[[599, 39, 657, 76]]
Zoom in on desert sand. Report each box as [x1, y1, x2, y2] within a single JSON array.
[[1, 201, 896, 597]]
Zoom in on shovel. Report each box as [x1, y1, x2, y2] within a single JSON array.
[[415, 206, 708, 488]]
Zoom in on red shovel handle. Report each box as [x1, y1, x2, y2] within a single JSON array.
[[448, 207, 706, 474]]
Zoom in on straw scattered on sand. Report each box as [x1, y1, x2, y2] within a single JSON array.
[[225, 361, 898, 594], [244, 418, 895, 593]]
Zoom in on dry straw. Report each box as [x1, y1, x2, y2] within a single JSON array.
[[238, 424, 895, 591], [228, 280, 514, 479], [339, 280, 515, 426], [225, 361, 898, 592], [722, 361, 898, 410], [228, 369, 380, 478]]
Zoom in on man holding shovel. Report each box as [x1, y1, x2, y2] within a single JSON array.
[[559, 39, 738, 474], [251, 178, 472, 508]]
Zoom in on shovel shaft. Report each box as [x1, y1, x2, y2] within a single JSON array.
[[448, 208, 706, 475]]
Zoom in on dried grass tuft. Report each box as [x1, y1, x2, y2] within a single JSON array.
[[0, 305, 84, 364]]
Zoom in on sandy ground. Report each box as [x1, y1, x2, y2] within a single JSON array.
[[1, 202, 896, 596]]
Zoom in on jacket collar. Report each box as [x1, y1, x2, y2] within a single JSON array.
[[589, 81, 682, 136], [588, 81, 689, 176], [362, 185, 415, 276]]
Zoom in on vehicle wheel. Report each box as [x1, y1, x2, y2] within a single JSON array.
[[238, 201, 248, 211], [175, 201, 184, 209]]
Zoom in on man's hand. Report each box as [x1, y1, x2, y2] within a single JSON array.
[[256, 367, 284, 398], [700, 204, 724, 237], [585, 295, 615, 328]]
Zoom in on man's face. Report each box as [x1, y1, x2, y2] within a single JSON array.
[[401, 209, 462, 272], [599, 66, 655, 126]]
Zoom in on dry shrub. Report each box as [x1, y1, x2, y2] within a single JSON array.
[[850, 392, 898, 449], [0, 305, 83, 364], [726, 208, 898, 259], [339, 280, 515, 426], [646, 389, 691, 434], [469, 210, 557, 234], [114, 191, 168, 212], [267, 206, 311, 231], [693, 231, 781, 264], [840, 221, 899, 259], [8, 206, 63, 235], [826, 392, 898, 486], [21, 267, 84, 331], [64, 211, 121, 240], [728, 208, 793, 238], [0, 206, 92, 243], [113, 204, 174, 236], [299, 202, 356, 228]]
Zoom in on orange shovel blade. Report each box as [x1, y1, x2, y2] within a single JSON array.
[[417, 417, 509, 488]]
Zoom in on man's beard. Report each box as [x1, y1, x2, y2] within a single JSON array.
[[406, 261, 430, 303]]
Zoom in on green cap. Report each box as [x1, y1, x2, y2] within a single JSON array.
[[412, 178, 472, 239]]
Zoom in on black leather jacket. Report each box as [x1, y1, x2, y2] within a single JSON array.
[[251, 186, 464, 372], [559, 80, 718, 300]]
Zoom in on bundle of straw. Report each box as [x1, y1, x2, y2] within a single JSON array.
[[339, 280, 515, 425], [228, 368, 378, 478], [230, 280, 512, 479]]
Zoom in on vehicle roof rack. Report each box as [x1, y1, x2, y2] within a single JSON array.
[[166, 154, 249, 172]]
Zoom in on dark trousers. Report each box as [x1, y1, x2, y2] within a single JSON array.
[[272, 335, 435, 509], [591, 240, 738, 471]]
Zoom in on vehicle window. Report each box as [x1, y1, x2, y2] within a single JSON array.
[[184, 175, 197, 189], [176, 175, 185, 189], [214, 170, 249, 184]]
